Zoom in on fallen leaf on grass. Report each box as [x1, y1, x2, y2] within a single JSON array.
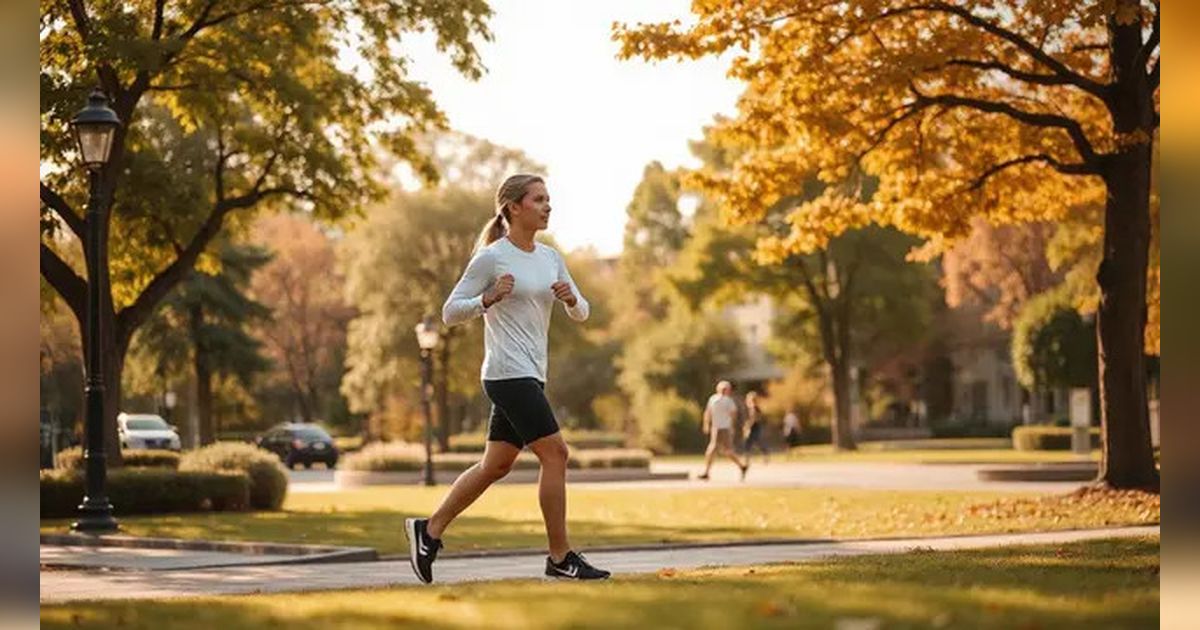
[[657, 568, 677, 578]]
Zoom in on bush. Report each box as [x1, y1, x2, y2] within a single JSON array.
[[179, 443, 288, 510], [343, 441, 653, 472], [634, 394, 707, 455], [40, 468, 250, 518], [569, 449, 652, 469], [1012, 425, 1101, 451], [55, 447, 181, 471], [343, 441, 432, 472], [929, 422, 1020, 439]]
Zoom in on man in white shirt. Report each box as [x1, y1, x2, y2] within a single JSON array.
[[698, 380, 750, 481]]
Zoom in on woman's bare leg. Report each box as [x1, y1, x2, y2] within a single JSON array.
[[527, 432, 571, 562], [426, 440, 520, 539]]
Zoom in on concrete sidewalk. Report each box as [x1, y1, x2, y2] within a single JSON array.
[[40, 525, 1158, 604]]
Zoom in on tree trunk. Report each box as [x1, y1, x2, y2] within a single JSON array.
[[99, 322, 126, 467], [189, 303, 215, 446], [830, 359, 856, 450], [1096, 153, 1157, 489], [1094, 12, 1159, 490]]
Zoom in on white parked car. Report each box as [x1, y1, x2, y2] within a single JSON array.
[[118, 413, 182, 451]]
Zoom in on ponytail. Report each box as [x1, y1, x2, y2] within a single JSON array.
[[476, 211, 508, 251], [475, 173, 544, 253]]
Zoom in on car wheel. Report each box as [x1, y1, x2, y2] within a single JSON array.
[[303, 461, 313, 470], [284, 456, 297, 470], [327, 460, 337, 470]]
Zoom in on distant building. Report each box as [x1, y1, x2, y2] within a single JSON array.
[[720, 295, 785, 392]]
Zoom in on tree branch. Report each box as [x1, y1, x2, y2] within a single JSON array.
[[968, 154, 1098, 191], [40, 182, 86, 240], [910, 85, 1101, 165], [886, 2, 1109, 101], [941, 58, 1090, 91], [151, 0, 166, 40], [41, 242, 87, 325]]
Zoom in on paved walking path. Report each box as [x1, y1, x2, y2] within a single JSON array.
[[40, 525, 1157, 604], [288, 461, 1086, 494]]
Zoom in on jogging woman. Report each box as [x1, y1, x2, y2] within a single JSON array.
[[405, 174, 611, 583]]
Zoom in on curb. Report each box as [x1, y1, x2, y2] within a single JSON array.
[[976, 462, 1099, 482], [40, 533, 378, 567]]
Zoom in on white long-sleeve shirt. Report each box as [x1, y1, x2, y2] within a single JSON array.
[[443, 238, 589, 382]]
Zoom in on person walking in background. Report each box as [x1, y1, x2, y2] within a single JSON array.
[[404, 174, 610, 584], [698, 380, 750, 481], [742, 391, 769, 464], [783, 408, 802, 448]]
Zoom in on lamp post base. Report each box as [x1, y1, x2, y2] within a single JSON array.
[[70, 499, 119, 533]]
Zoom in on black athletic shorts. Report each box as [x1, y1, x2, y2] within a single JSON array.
[[483, 377, 560, 448]]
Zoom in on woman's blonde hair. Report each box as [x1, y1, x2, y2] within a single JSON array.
[[476, 174, 545, 251]]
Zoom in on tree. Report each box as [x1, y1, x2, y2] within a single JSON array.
[[250, 214, 354, 428], [942, 219, 1061, 329], [616, 1, 1160, 489], [126, 242, 272, 445], [1013, 288, 1098, 395], [671, 213, 935, 450], [40, 0, 492, 464], [341, 187, 489, 445]]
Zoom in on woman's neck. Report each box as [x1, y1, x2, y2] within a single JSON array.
[[506, 227, 536, 252]]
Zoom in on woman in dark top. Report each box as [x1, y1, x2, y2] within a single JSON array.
[[743, 391, 769, 464]]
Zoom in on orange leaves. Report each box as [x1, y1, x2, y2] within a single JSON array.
[[614, 0, 1130, 253]]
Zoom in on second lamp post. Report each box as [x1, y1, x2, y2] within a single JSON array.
[[414, 315, 441, 487]]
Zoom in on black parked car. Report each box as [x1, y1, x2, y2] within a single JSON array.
[[254, 423, 338, 469]]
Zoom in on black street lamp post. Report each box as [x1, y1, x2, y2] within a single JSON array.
[[69, 89, 122, 533], [414, 315, 441, 487]]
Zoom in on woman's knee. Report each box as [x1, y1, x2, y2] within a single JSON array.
[[533, 437, 569, 467], [479, 456, 515, 481]]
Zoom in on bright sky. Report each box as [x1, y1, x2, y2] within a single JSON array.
[[402, 0, 743, 256]]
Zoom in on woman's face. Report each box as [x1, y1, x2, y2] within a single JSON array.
[[509, 181, 551, 231]]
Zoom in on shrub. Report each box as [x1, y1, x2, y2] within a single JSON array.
[[55, 447, 181, 471], [179, 443, 288, 510], [343, 442, 653, 472], [342, 441, 430, 472], [929, 422, 1019, 439], [40, 468, 250, 518], [1012, 426, 1101, 451], [569, 449, 652, 469], [634, 394, 707, 455]]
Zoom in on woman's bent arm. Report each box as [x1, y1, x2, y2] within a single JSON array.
[[443, 251, 494, 326]]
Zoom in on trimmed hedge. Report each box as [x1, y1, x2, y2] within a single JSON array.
[[447, 430, 626, 453], [1012, 426, 1101, 451], [568, 449, 652, 470], [41, 468, 250, 518], [343, 441, 652, 472], [179, 443, 288, 510], [55, 447, 181, 471]]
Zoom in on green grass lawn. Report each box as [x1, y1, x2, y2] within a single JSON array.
[[40, 486, 1157, 556], [41, 536, 1159, 629]]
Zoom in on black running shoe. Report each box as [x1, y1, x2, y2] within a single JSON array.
[[404, 517, 442, 584], [739, 462, 750, 480], [545, 550, 611, 580]]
